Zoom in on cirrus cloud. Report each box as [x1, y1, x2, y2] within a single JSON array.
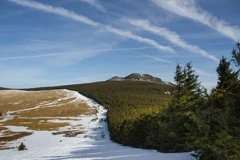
[[7, 0, 174, 53], [152, 0, 240, 42], [126, 18, 219, 62]]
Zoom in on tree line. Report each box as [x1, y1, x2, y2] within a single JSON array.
[[149, 42, 240, 159]]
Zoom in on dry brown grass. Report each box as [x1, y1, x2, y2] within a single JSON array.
[[52, 130, 84, 137], [0, 131, 32, 142], [0, 90, 96, 117], [0, 146, 15, 150], [0, 126, 8, 131], [0, 141, 14, 150], [3, 118, 69, 131], [0, 90, 63, 112], [17, 103, 96, 117], [0, 89, 96, 131]]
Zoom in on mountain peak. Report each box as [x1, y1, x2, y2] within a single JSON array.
[[108, 73, 165, 84]]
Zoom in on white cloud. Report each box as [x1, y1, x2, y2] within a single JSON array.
[[7, 0, 174, 53], [152, 0, 240, 42], [126, 18, 219, 62], [80, 0, 105, 12]]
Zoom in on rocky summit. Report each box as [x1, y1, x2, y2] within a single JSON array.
[[108, 73, 165, 84]]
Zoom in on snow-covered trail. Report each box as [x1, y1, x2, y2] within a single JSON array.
[[0, 90, 194, 160]]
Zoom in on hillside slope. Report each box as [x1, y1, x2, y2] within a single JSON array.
[[28, 81, 173, 148]]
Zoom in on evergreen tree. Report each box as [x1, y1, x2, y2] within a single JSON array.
[[174, 64, 183, 92], [231, 41, 240, 67], [216, 57, 238, 92], [203, 55, 240, 160], [164, 63, 207, 152], [175, 63, 204, 111], [185, 63, 199, 90], [215, 56, 238, 133]]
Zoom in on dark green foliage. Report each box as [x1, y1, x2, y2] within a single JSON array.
[[216, 57, 239, 91], [164, 57, 240, 160], [174, 64, 184, 95], [201, 56, 240, 160], [231, 42, 240, 67], [18, 142, 26, 151], [74, 81, 173, 145], [137, 58, 240, 160], [158, 63, 208, 153]]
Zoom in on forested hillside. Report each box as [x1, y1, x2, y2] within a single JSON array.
[[67, 82, 173, 145], [29, 81, 173, 147]]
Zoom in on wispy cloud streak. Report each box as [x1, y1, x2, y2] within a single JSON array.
[[8, 0, 100, 26], [0, 47, 160, 61], [132, 51, 172, 64], [7, 0, 174, 53], [80, 0, 105, 12], [127, 18, 219, 62], [0, 52, 78, 61], [105, 26, 174, 52], [152, 0, 240, 41]]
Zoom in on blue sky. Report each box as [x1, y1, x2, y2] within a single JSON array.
[[0, 0, 240, 89]]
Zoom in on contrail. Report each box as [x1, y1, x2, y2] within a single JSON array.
[[127, 18, 219, 62], [0, 46, 158, 61], [152, 0, 240, 42], [7, 0, 174, 53]]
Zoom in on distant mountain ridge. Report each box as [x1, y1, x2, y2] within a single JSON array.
[[108, 73, 168, 84], [0, 87, 9, 90]]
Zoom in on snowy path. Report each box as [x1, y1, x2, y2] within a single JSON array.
[[0, 90, 194, 160]]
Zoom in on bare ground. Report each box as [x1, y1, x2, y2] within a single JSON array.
[[0, 131, 33, 142], [3, 118, 70, 131], [0, 126, 7, 131]]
